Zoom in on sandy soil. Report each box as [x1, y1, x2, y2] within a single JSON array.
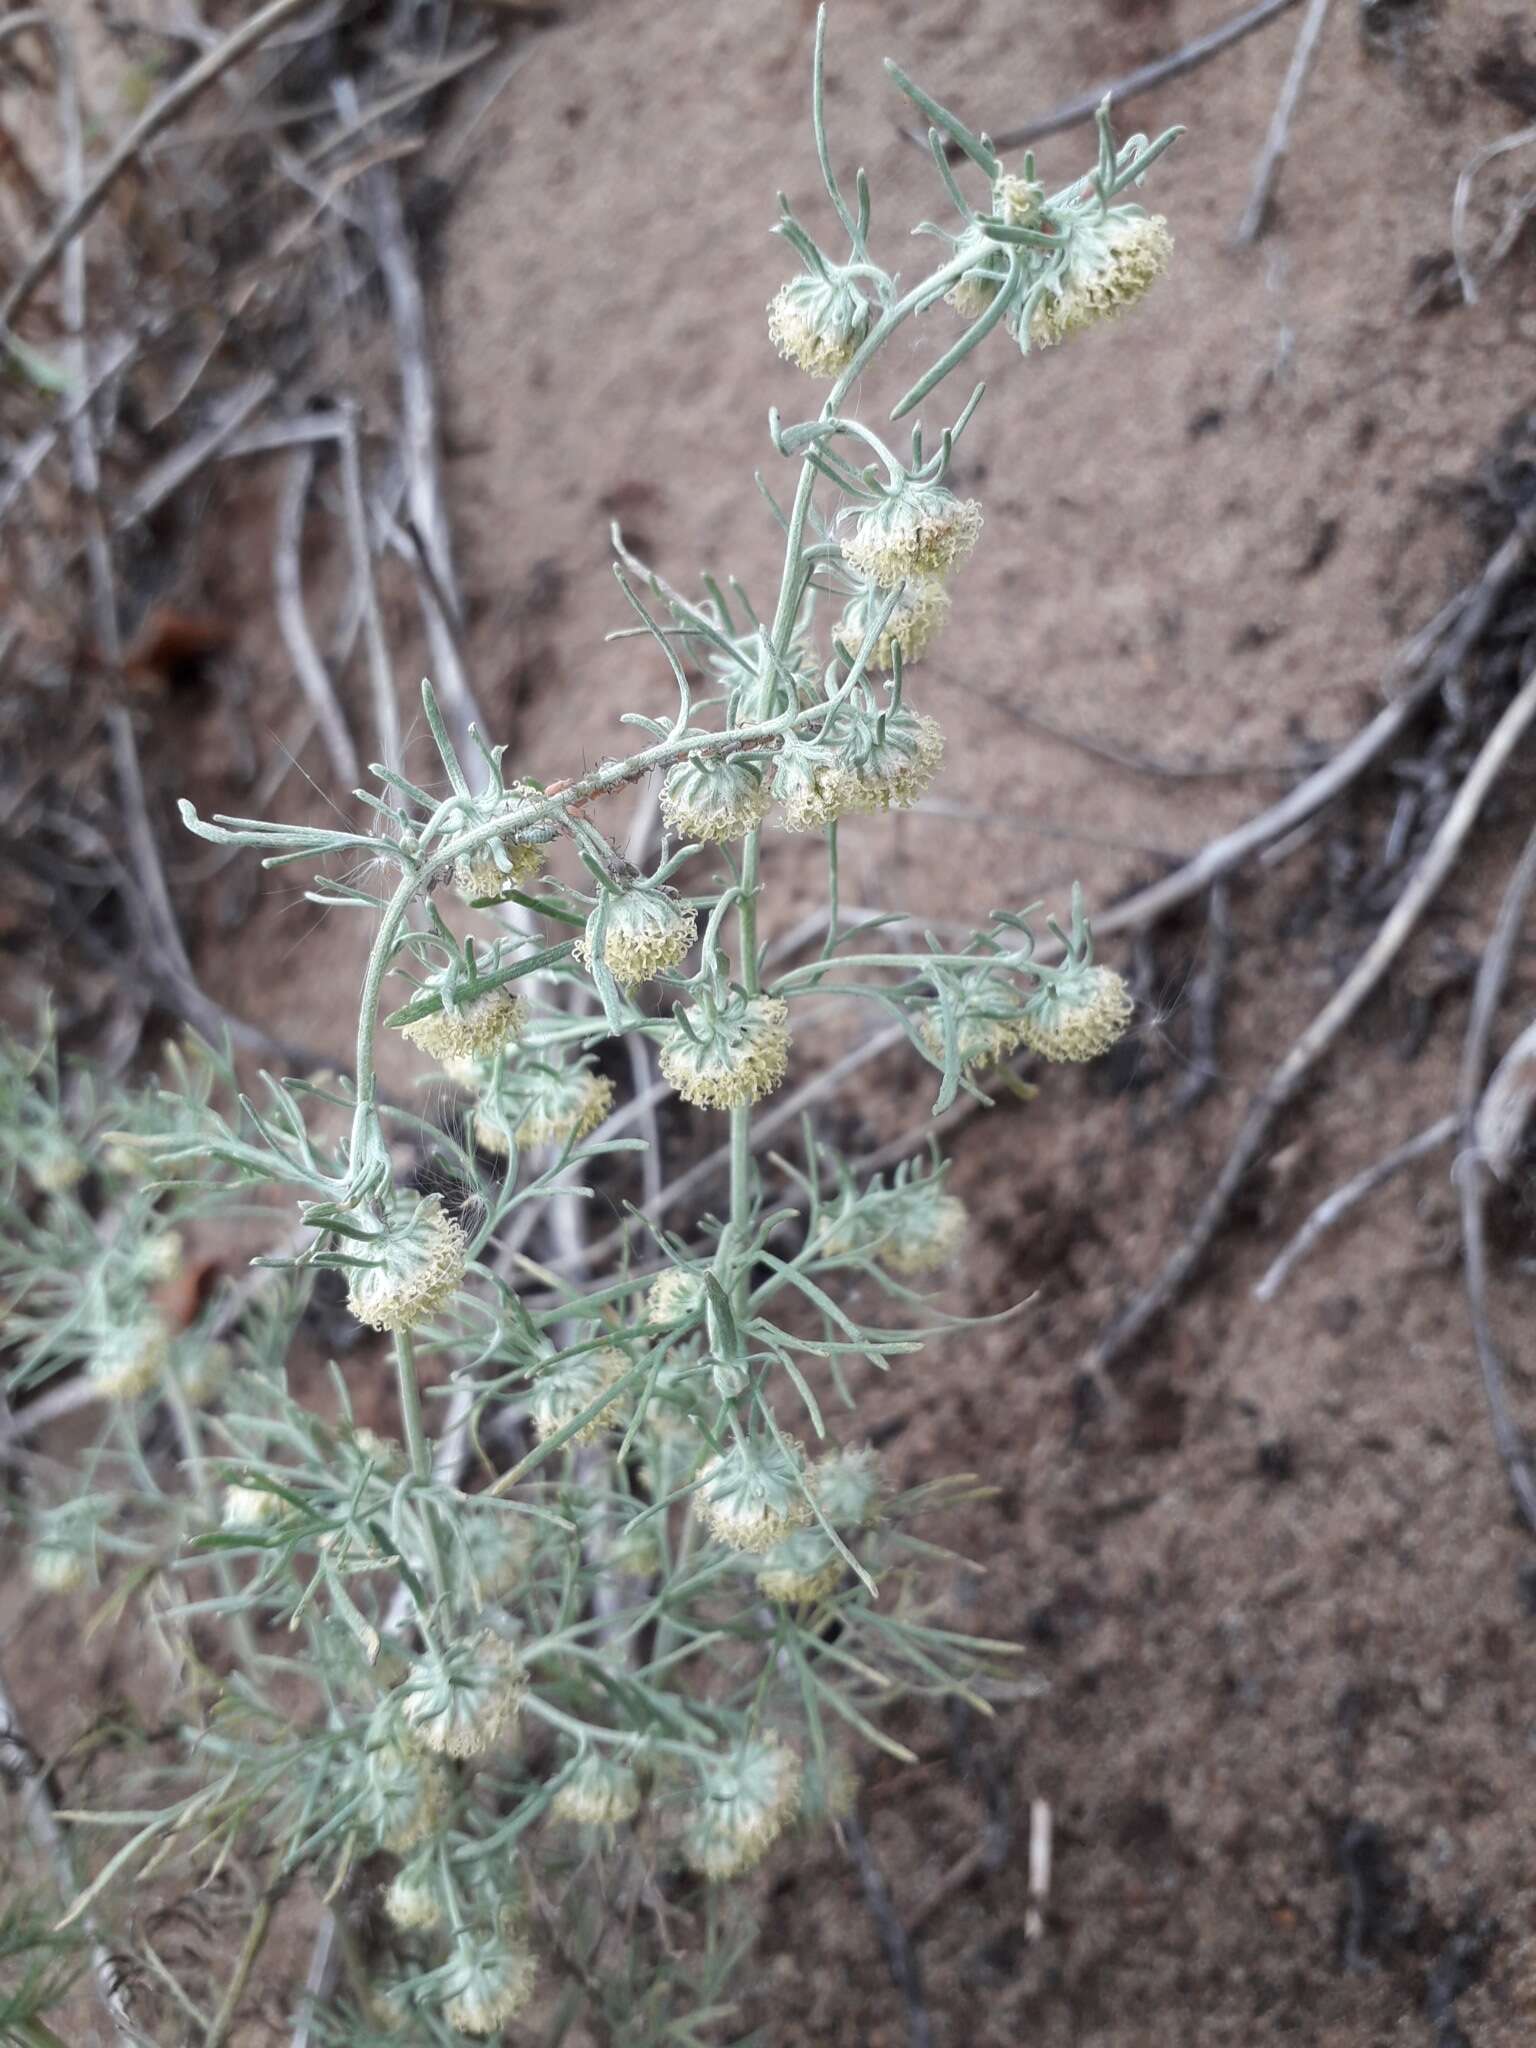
[[7, 0, 1536, 2042]]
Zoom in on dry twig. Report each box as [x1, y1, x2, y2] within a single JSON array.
[[1233, 0, 1335, 245], [844, 1814, 933, 2048], [923, 0, 1303, 154], [1253, 1113, 1459, 1302], [1451, 122, 1536, 306], [0, 1667, 138, 2045], [1457, 824, 1536, 1532], [273, 446, 361, 785], [1090, 658, 1536, 1377]]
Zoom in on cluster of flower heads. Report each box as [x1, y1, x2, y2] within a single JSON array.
[[773, 701, 944, 832], [919, 955, 1136, 1080], [51, 41, 1189, 2044]]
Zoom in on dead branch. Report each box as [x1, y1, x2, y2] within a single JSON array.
[[113, 376, 278, 533], [0, 1667, 139, 2045], [844, 1814, 933, 2048], [1473, 1017, 1536, 1180], [337, 403, 400, 773], [1253, 1114, 1459, 1302], [273, 445, 362, 785], [1171, 879, 1231, 1115], [1451, 122, 1536, 305], [1457, 824, 1536, 1532], [1233, 0, 1335, 246], [925, 0, 1302, 155], [1102, 525, 1530, 933], [364, 156, 485, 760], [1089, 658, 1536, 1377]]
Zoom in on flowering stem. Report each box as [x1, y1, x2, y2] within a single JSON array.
[[394, 1330, 447, 1595], [522, 1691, 704, 1764]]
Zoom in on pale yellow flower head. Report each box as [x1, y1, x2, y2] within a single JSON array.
[[697, 1437, 811, 1554], [660, 994, 790, 1111], [399, 985, 525, 1066], [552, 1752, 643, 1827], [836, 578, 950, 673], [768, 272, 871, 379], [1016, 963, 1134, 1063], [1026, 212, 1172, 350], [88, 1315, 170, 1402], [682, 1735, 802, 1880], [346, 1193, 468, 1334]]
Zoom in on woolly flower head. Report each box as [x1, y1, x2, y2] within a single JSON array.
[[845, 705, 944, 815], [771, 731, 853, 835], [943, 164, 1039, 318], [683, 1735, 802, 1879], [528, 1346, 629, 1446], [359, 1734, 453, 1853], [88, 1314, 170, 1401], [401, 1631, 526, 1760], [768, 270, 871, 379], [398, 980, 525, 1066], [840, 483, 983, 587], [1016, 963, 1134, 1063], [473, 1057, 614, 1157], [453, 837, 544, 905], [661, 752, 771, 844], [384, 1852, 445, 1933], [660, 992, 790, 1112], [812, 1444, 883, 1530], [946, 225, 1010, 320], [836, 577, 950, 673], [553, 1752, 642, 1828], [31, 1135, 85, 1195], [453, 832, 545, 913], [645, 1265, 709, 1329], [723, 631, 818, 725], [346, 1192, 468, 1334], [438, 1932, 538, 2039], [30, 1538, 89, 1595], [697, 1437, 811, 1554], [862, 1172, 969, 1277], [454, 1507, 535, 1603], [755, 1528, 843, 1606], [174, 1338, 230, 1406], [576, 883, 696, 988], [916, 981, 1029, 1076], [1023, 210, 1172, 351], [221, 1482, 284, 1531], [135, 1229, 183, 1289]]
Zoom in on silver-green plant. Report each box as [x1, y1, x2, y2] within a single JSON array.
[[5, 18, 1180, 2040]]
